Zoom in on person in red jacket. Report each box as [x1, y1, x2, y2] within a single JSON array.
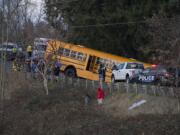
[[96, 87, 105, 105]]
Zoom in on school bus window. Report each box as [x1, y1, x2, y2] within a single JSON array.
[[96, 58, 104, 64], [105, 60, 111, 68], [64, 49, 70, 57], [70, 51, 77, 58], [82, 54, 87, 61], [100, 58, 105, 64], [58, 48, 64, 55], [105, 60, 110, 68], [103, 59, 107, 66], [96, 58, 100, 64], [78, 53, 87, 61], [77, 52, 85, 61], [109, 60, 117, 68]]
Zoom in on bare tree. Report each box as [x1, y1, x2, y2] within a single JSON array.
[[148, 15, 180, 87], [148, 15, 180, 65], [35, 40, 67, 95]]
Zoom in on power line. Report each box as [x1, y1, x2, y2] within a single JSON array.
[[70, 21, 147, 28], [68, 15, 180, 29]]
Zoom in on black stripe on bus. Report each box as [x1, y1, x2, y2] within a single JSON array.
[[60, 59, 86, 67]]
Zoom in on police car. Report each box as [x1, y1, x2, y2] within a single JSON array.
[[130, 66, 175, 86]]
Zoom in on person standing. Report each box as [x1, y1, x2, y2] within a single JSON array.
[[98, 64, 106, 88], [26, 44, 32, 58], [12, 46, 17, 60], [96, 87, 105, 105], [53, 59, 61, 81], [31, 59, 38, 79]]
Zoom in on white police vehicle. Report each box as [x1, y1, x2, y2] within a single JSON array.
[[111, 62, 144, 83]]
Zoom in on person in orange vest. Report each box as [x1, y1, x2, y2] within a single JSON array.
[[96, 87, 105, 105]]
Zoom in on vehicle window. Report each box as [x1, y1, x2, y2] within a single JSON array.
[[64, 49, 70, 57], [150, 69, 157, 74], [77, 52, 86, 61], [1, 45, 14, 49], [142, 69, 150, 74], [167, 68, 176, 73], [104, 59, 110, 68], [110, 60, 119, 69], [96, 58, 104, 64], [117, 63, 125, 69], [34, 45, 46, 51], [58, 48, 64, 55], [106, 60, 112, 68], [138, 64, 144, 69], [70, 51, 77, 58], [158, 69, 167, 73], [126, 63, 144, 69]]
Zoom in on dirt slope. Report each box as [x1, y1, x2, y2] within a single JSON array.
[[0, 84, 179, 135], [103, 93, 180, 118], [0, 73, 180, 135]]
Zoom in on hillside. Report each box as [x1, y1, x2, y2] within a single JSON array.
[[0, 72, 180, 135]]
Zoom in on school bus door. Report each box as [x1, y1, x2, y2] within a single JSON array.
[[86, 55, 97, 72]]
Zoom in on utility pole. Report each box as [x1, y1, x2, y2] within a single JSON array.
[[0, 0, 10, 130], [0, 0, 5, 129]]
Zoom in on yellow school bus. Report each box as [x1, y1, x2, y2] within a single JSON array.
[[45, 40, 151, 82]]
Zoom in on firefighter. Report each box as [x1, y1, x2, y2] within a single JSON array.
[[26, 44, 32, 58], [12, 46, 17, 60]]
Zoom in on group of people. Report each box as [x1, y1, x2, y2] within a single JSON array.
[[12, 44, 62, 81], [12, 44, 107, 105], [25, 58, 61, 81], [12, 44, 32, 71]]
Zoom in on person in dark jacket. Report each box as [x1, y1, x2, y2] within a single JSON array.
[[53, 59, 61, 81], [98, 64, 106, 88]]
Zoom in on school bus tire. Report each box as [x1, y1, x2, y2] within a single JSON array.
[[64, 66, 76, 77]]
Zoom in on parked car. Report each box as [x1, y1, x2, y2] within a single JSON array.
[[111, 62, 144, 83], [130, 66, 176, 86], [0, 42, 22, 60]]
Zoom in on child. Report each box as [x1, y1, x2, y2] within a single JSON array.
[[96, 87, 105, 105]]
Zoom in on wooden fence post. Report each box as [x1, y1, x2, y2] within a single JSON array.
[[177, 99, 180, 113], [135, 83, 138, 95], [86, 79, 88, 89], [171, 87, 175, 97], [92, 80, 95, 89], [152, 85, 156, 96], [77, 78, 80, 88], [126, 83, 129, 93], [160, 86, 165, 96]]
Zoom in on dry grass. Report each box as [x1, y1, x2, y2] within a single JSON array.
[[103, 93, 180, 118], [0, 72, 180, 135]]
